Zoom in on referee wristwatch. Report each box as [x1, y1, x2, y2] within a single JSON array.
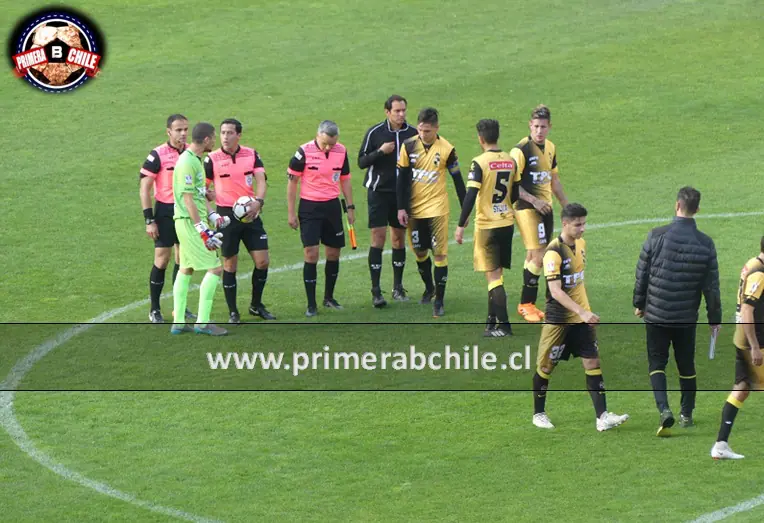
[[254, 197, 265, 206], [145, 218, 155, 225], [143, 209, 155, 225], [346, 204, 355, 210]]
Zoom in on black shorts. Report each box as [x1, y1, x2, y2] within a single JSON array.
[[537, 323, 599, 370], [298, 198, 345, 248], [368, 190, 404, 229], [154, 201, 178, 248], [217, 206, 269, 258]]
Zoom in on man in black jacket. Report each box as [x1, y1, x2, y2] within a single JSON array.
[[633, 186, 722, 436], [358, 95, 418, 308]]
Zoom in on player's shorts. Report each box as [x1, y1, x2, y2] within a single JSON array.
[[408, 214, 448, 257], [368, 189, 404, 229], [174, 218, 221, 271], [216, 206, 269, 258], [515, 208, 554, 250], [473, 225, 514, 272], [734, 347, 764, 390], [298, 198, 345, 248], [536, 322, 599, 371], [154, 201, 178, 248]]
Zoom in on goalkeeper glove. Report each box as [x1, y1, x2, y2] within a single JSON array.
[[207, 211, 231, 229], [195, 222, 223, 251]]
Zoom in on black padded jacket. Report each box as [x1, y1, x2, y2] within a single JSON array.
[[633, 216, 722, 325]]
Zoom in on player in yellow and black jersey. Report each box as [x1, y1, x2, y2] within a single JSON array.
[[455, 119, 517, 337], [531, 203, 629, 432], [510, 105, 570, 324], [710, 236, 764, 460], [397, 107, 466, 317]]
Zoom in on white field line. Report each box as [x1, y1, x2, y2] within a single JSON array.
[[1, 210, 762, 523]]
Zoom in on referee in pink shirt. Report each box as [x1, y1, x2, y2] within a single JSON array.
[[287, 120, 356, 317]]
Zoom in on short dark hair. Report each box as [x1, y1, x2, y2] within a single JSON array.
[[476, 119, 500, 143], [418, 107, 439, 125], [561, 203, 588, 221], [531, 104, 551, 121], [166, 114, 187, 128], [191, 122, 215, 144], [677, 186, 701, 214], [384, 94, 407, 111], [220, 118, 242, 134]]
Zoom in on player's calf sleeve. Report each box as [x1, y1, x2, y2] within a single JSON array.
[[222, 270, 238, 314], [172, 272, 192, 325], [585, 368, 607, 418], [533, 370, 550, 414], [434, 259, 448, 302], [303, 262, 318, 308], [520, 260, 542, 305], [172, 264, 180, 284], [368, 247, 383, 289], [149, 265, 165, 311], [197, 272, 221, 325], [488, 278, 509, 324], [392, 248, 406, 288], [251, 268, 268, 308], [325, 260, 339, 300], [649, 370, 669, 412], [679, 374, 697, 416], [716, 395, 743, 442], [416, 256, 434, 291]]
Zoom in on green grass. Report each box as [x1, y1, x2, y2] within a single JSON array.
[[3, 0, 764, 521]]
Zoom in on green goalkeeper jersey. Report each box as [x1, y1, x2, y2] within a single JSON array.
[[173, 149, 208, 220]]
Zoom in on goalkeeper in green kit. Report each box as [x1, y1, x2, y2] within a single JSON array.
[[171, 122, 231, 335]]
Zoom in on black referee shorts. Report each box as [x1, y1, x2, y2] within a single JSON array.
[[216, 206, 269, 258], [298, 198, 345, 248], [368, 189, 404, 229], [154, 201, 178, 248]]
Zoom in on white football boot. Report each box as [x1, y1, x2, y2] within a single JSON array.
[[596, 411, 629, 432], [533, 412, 555, 429], [711, 441, 744, 460]]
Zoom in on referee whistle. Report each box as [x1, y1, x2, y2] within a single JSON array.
[[341, 199, 357, 250]]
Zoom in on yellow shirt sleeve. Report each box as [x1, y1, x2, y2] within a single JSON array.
[[397, 143, 409, 168], [744, 272, 764, 303], [466, 159, 482, 190], [509, 147, 524, 182], [543, 250, 562, 281]]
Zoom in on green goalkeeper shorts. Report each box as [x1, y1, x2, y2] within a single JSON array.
[[175, 218, 221, 271]]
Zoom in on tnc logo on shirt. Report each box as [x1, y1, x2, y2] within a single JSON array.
[[562, 270, 585, 287]]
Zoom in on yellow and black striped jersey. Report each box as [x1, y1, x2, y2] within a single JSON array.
[[734, 256, 764, 349], [466, 149, 518, 229], [543, 236, 590, 324], [510, 136, 558, 210], [398, 135, 458, 218]]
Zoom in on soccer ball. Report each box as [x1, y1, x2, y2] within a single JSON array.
[[233, 195, 257, 223]]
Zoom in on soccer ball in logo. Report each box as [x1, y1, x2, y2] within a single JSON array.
[[28, 23, 86, 86], [233, 196, 256, 223], [10, 7, 105, 93]]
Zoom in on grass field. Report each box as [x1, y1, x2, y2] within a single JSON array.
[[2, 0, 764, 521]]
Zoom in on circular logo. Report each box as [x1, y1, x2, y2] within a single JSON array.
[[8, 7, 106, 93]]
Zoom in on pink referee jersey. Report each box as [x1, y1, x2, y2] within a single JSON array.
[[287, 140, 350, 202], [203, 145, 266, 207], [139, 142, 187, 204]]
